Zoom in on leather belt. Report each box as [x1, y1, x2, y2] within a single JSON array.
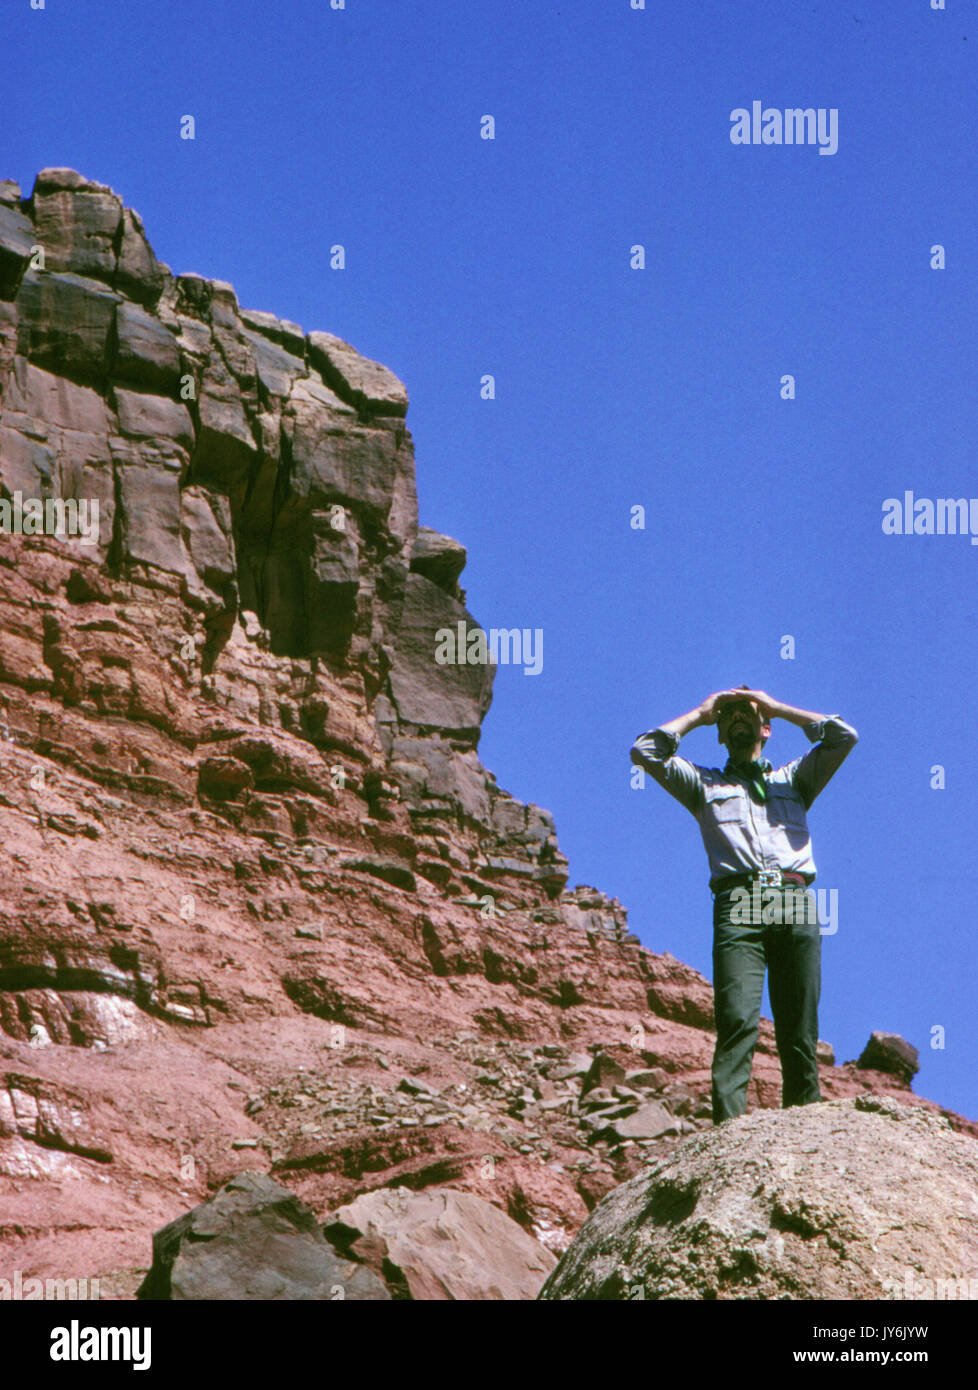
[[711, 868, 810, 893]]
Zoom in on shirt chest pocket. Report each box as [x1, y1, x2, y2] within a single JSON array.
[[767, 787, 807, 828], [704, 787, 747, 823]]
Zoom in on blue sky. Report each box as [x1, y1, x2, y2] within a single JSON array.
[[4, 0, 976, 1120]]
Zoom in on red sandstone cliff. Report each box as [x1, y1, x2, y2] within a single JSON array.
[[0, 170, 971, 1296]]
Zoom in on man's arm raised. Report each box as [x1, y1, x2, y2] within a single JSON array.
[[737, 689, 858, 806], [630, 692, 735, 813], [732, 689, 833, 729]]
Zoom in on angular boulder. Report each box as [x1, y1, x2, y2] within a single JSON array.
[[855, 1031, 919, 1084], [609, 1102, 680, 1141], [324, 1186, 556, 1300], [137, 1171, 391, 1300]]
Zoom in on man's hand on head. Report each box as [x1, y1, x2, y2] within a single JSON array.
[[699, 692, 734, 724], [714, 690, 831, 730], [701, 689, 772, 724], [729, 688, 777, 721]]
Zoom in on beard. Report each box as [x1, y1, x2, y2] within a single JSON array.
[[726, 724, 756, 752]]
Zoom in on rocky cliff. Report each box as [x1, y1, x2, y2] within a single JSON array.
[[0, 170, 973, 1297]]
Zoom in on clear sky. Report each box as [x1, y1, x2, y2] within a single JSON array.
[[4, 0, 976, 1120]]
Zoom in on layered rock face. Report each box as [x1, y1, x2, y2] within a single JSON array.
[[0, 171, 973, 1297]]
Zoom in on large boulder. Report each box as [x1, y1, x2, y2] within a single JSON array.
[[137, 1172, 391, 1300], [538, 1095, 978, 1300], [324, 1186, 556, 1300], [855, 1031, 920, 1084]]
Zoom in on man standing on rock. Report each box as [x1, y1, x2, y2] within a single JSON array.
[[630, 689, 858, 1124]]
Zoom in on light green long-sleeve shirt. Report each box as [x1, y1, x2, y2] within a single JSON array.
[[630, 716, 858, 887]]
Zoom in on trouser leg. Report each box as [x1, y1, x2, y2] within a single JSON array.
[[767, 887, 822, 1108], [711, 890, 766, 1123]]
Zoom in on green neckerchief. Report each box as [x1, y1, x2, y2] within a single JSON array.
[[724, 755, 773, 804]]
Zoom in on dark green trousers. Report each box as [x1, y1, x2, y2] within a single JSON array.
[[711, 884, 822, 1124]]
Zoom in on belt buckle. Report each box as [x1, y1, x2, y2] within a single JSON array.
[[757, 868, 782, 888]]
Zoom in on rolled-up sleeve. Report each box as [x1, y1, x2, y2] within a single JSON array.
[[791, 715, 859, 808], [630, 728, 704, 815]]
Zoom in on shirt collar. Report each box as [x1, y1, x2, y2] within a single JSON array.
[[724, 755, 773, 776]]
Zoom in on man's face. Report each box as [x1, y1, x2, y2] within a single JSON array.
[[717, 698, 767, 752]]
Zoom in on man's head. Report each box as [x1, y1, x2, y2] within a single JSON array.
[[716, 691, 771, 759]]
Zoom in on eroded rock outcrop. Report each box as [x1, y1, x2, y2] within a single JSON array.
[[0, 170, 972, 1297]]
